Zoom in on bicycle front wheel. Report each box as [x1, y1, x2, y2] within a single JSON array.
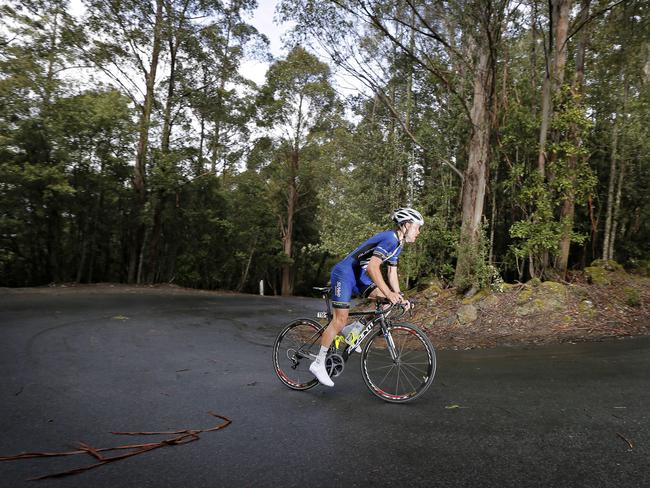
[[273, 319, 322, 391], [361, 323, 436, 403]]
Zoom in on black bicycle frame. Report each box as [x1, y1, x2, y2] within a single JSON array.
[[309, 287, 397, 362]]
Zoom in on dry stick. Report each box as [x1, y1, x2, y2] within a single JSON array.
[[0, 412, 231, 481], [616, 432, 634, 450]]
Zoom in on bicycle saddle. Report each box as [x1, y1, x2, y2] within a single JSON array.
[[313, 286, 331, 295]]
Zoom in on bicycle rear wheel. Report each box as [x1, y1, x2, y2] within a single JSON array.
[[273, 319, 322, 390], [360, 323, 436, 403]]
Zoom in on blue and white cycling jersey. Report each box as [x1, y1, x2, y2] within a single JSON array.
[[330, 230, 403, 309]]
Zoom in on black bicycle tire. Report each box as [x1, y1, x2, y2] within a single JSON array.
[[360, 322, 436, 403], [272, 318, 322, 391]]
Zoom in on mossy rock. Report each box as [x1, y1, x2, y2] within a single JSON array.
[[573, 287, 590, 300], [421, 284, 444, 299], [477, 294, 499, 310], [457, 304, 478, 324], [630, 260, 650, 277], [516, 284, 534, 305], [590, 259, 623, 271], [527, 277, 542, 287], [501, 283, 520, 291], [578, 299, 597, 318], [540, 281, 565, 295], [624, 287, 641, 307], [418, 276, 444, 292], [514, 281, 567, 316], [585, 266, 611, 285], [462, 288, 490, 305], [515, 298, 564, 317], [515, 300, 540, 317]]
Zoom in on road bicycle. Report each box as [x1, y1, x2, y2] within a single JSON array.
[[272, 286, 436, 403]]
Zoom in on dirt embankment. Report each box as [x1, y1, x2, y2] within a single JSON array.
[[408, 262, 650, 350]]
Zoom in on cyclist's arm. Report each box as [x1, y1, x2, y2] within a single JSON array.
[[387, 265, 401, 294], [367, 256, 401, 303], [387, 262, 413, 309], [387, 264, 412, 309]]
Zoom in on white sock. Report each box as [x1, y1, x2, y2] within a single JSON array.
[[314, 346, 328, 365]]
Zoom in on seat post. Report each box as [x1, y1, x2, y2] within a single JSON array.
[[313, 286, 333, 321], [324, 290, 332, 320]]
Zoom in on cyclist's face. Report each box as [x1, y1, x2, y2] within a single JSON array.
[[404, 223, 421, 242]]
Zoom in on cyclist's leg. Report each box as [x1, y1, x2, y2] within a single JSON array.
[[309, 265, 353, 386], [320, 306, 349, 349], [320, 263, 354, 347]]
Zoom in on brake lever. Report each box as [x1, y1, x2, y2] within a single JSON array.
[[408, 299, 416, 318]]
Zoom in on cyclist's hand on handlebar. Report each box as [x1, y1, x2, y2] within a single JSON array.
[[385, 290, 403, 305]]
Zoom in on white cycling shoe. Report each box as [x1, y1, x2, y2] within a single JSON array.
[[309, 361, 334, 387]]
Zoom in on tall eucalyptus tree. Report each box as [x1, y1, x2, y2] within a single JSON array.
[[280, 0, 515, 291], [85, 0, 166, 282], [257, 46, 338, 295]]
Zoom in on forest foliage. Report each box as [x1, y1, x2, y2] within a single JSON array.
[[1, 0, 649, 295]]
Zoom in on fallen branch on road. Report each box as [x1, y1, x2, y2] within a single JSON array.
[[616, 432, 634, 450], [0, 412, 232, 480]]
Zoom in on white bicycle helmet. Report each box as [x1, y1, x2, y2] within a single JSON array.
[[391, 207, 424, 226]]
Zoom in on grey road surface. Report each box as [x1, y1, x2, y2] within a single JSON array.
[[0, 288, 648, 488]]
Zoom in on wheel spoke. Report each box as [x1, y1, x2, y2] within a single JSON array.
[[376, 362, 396, 388], [400, 362, 428, 378], [398, 331, 409, 357], [400, 363, 425, 386], [366, 363, 397, 371], [398, 365, 417, 393]]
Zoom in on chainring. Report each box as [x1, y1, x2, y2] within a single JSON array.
[[325, 353, 345, 378]]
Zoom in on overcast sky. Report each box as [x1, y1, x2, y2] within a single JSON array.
[[67, 0, 289, 86], [66, 0, 364, 100], [240, 0, 290, 85]]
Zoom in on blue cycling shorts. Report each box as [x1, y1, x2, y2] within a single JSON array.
[[330, 261, 375, 309]]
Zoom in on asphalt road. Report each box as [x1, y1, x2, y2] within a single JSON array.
[[0, 288, 648, 487]]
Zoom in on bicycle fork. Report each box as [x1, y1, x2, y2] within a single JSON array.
[[379, 318, 399, 362]]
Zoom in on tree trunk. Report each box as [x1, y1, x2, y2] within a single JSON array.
[[453, 46, 492, 290], [47, 209, 61, 283], [556, 0, 590, 277], [609, 142, 628, 261], [237, 236, 258, 292], [609, 158, 626, 261], [603, 78, 628, 261], [147, 198, 164, 282], [489, 166, 497, 266], [129, 0, 164, 283], [281, 149, 299, 296], [557, 196, 575, 275], [147, 4, 185, 283], [76, 217, 90, 283], [534, 0, 572, 276], [198, 112, 206, 175], [537, 75, 551, 177], [602, 116, 618, 260], [552, 0, 572, 91], [530, 0, 539, 117]]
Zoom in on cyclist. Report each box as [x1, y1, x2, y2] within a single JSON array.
[[309, 207, 424, 387]]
